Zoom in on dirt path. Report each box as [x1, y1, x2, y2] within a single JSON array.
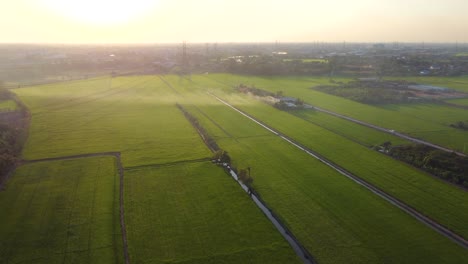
[[21, 152, 131, 264], [210, 92, 468, 250]]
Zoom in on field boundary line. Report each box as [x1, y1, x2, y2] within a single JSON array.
[[124, 157, 212, 171], [21, 151, 131, 264], [209, 92, 468, 250], [311, 106, 467, 157]]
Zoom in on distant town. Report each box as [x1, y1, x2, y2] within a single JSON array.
[[1, 42, 468, 86]]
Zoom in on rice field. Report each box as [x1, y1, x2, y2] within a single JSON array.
[[125, 162, 300, 264], [0, 156, 122, 264]]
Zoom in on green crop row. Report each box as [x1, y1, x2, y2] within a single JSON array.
[[0, 157, 122, 264]]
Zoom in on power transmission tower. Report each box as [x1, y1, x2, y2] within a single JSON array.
[[181, 41, 190, 79]]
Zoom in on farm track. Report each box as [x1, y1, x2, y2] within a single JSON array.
[[21, 152, 131, 264], [311, 106, 467, 157], [210, 92, 468, 250]]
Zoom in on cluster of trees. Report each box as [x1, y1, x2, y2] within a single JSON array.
[[450, 121, 468, 131], [0, 124, 19, 180], [176, 104, 219, 152], [388, 144, 468, 188], [237, 168, 253, 186], [236, 84, 276, 97], [0, 85, 22, 180], [212, 150, 230, 164]]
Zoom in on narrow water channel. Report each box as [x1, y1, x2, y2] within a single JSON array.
[[225, 167, 316, 264]]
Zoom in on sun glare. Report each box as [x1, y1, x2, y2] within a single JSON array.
[[40, 0, 158, 25]]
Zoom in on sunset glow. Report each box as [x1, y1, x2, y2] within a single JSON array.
[[40, 0, 158, 25]]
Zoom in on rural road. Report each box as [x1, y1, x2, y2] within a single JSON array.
[[311, 106, 467, 157], [210, 92, 468, 250], [23, 152, 131, 264]]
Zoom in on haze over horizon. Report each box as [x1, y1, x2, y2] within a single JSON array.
[[1, 0, 468, 44]]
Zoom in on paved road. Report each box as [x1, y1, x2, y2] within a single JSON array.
[[312, 106, 466, 157], [210, 92, 468, 250]]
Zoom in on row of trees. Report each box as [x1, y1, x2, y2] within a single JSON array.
[[0, 85, 25, 183], [387, 144, 468, 188], [450, 121, 468, 131]]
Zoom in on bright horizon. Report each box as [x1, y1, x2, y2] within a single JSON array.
[[1, 0, 468, 44]]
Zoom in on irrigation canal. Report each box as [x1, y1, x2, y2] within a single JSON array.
[[221, 165, 316, 264]]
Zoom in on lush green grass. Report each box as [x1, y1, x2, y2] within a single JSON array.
[[202, 74, 468, 154], [13, 76, 212, 166], [9, 74, 468, 263], [162, 77, 468, 264], [294, 109, 409, 147], [125, 162, 300, 264], [0, 156, 122, 264], [445, 98, 468, 106], [0, 100, 17, 111], [175, 76, 468, 237]]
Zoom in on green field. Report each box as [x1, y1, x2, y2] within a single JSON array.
[[445, 98, 468, 106], [209, 90, 468, 239], [10, 76, 300, 263], [125, 162, 300, 264], [0, 157, 122, 264], [201, 74, 468, 154], [294, 109, 409, 147], [14, 76, 212, 166], [0, 100, 17, 111], [161, 77, 468, 263], [7, 75, 468, 263]]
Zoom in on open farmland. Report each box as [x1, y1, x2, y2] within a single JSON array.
[[4, 74, 468, 264], [160, 77, 468, 264], [203, 74, 468, 154], [8, 75, 300, 263], [13, 76, 212, 166], [446, 98, 468, 106], [125, 162, 299, 264], [0, 156, 122, 264], [293, 109, 409, 147], [203, 89, 468, 239]]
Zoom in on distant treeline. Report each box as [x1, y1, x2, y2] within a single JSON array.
[[388, 144, 468, 188]]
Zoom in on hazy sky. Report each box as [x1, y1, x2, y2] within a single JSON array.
[[1, 0, 468, 43]]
